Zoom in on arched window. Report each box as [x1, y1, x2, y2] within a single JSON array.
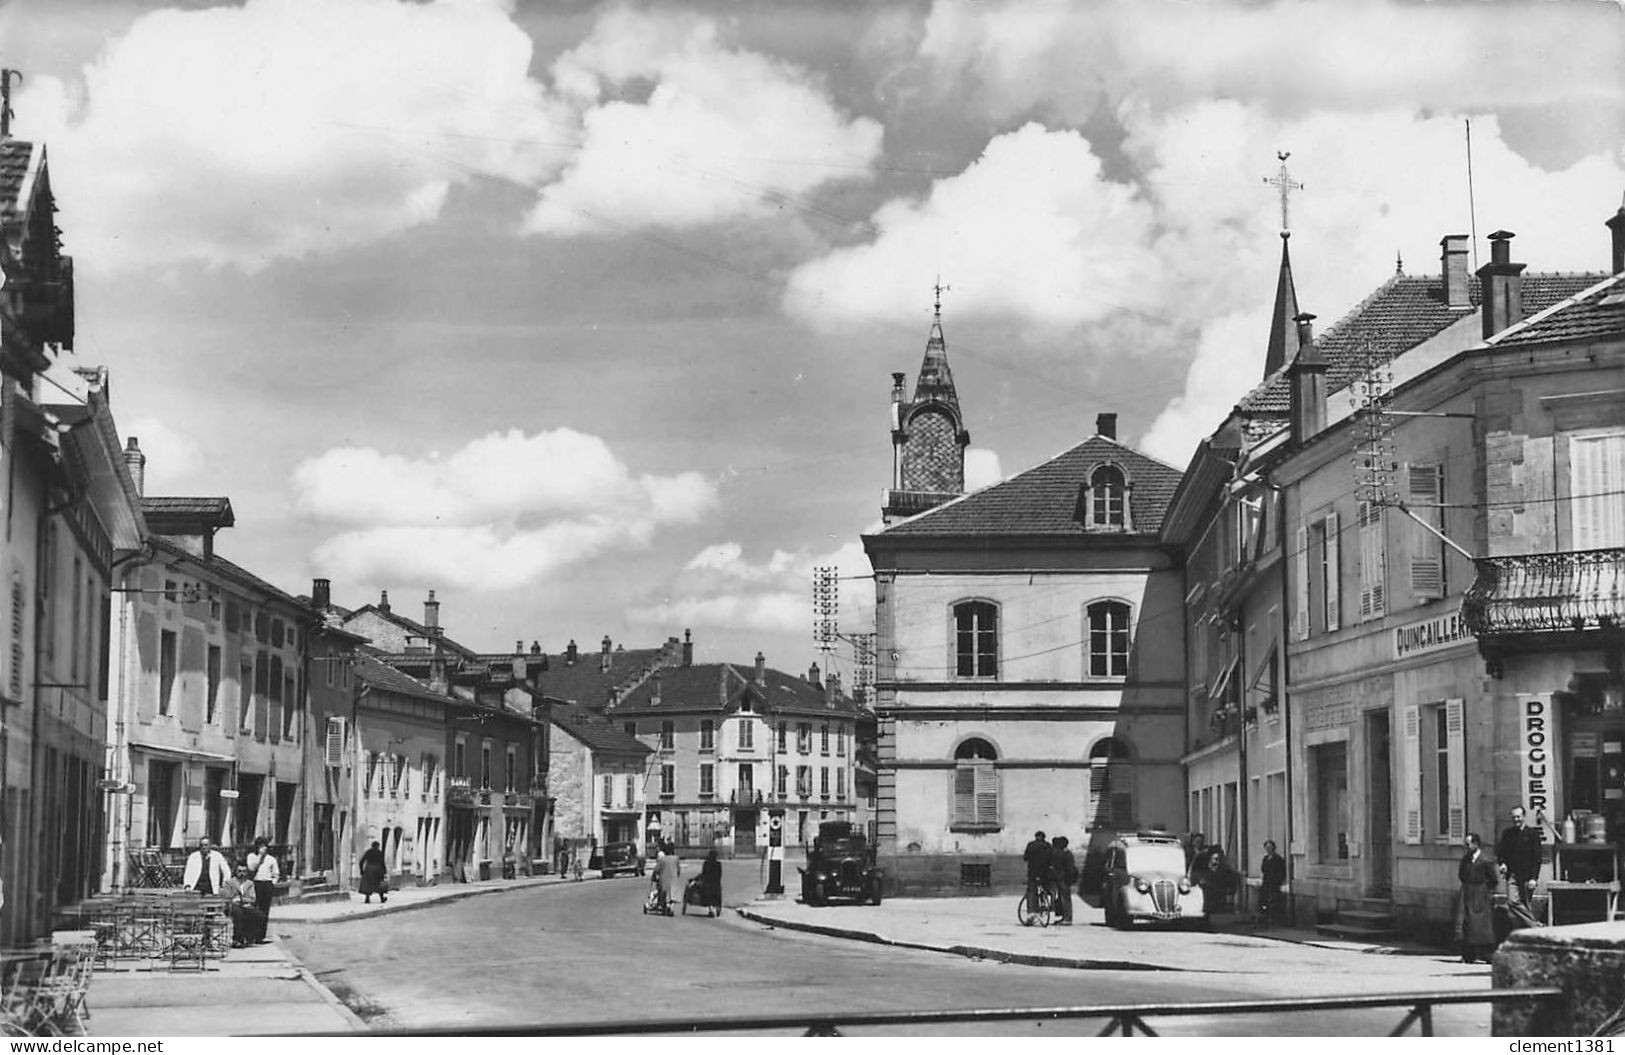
[[1088, 737, 1133, 831], [952, 738, 1000, 830], [1087, 600, 1132, 678], [953, 601, 998, 678], [1090, 465, 1126, 527]]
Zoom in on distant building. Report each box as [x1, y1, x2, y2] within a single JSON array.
[[547, 700, 651, 860]]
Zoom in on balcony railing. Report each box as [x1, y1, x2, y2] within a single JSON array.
[[730, 789, 764, 805], [1461, 547, 1625, 635]]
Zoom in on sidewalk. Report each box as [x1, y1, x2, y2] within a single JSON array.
[[85, 872, 572, 1036], [735, 896, 1491, 989]]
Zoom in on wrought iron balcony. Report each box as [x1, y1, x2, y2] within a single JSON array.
[[1461, 547, 1625, 635]]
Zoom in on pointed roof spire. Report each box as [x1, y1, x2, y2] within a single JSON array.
[[914, 278, 959, 408], [1262, 233, 1301, 378]]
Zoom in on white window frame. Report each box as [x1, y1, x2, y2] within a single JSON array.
[[1570, 428, 1625, 549]]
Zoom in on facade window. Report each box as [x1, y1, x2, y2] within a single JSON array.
[[1357, 501, 1387, 619], [738, 719, 754, 751], [699, 719, 714, 751], [164, 579, 177, 603], [819, 766, 829, 798], [1570, 429, 1625, 548], [602, 774, 614, 808], [777, 764, 788, 797], [481, 743, 492, 789], [837, 768, 846, 799], [453, 738, 466, 779], [660, 720, 675, 751], [951, 738, 999, 831], [796, 723, 811, 754], [953, 600, 998, 678], [624, 721, 637, 738], [795, 765, 812, 798], [1086, 600, 1131, 678], [1407, 464, 1446, 601], [624, 774, 635, 805], [1403, 699, 1465, 845], [283, 674, 296, 738], [1088, 737, 1133, 830], [1311, 740, 1350, 862], [660, 764, 675, 797], [159, 630, 177, 716], [737, 762, 753, 797], [206, 646, 221, 725], [699, 763, 714, 797], [820, 724, 829, 754], [271, 619, 284, 648], [1089, 465, 1126, 527], [777, 721, 787, 752], [239, 662, 253, 733], [1295, 513, 1342, 639], [505, 747, 517, 793]]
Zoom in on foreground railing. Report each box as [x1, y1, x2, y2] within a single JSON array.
[[334, 988, 1566, 1038]]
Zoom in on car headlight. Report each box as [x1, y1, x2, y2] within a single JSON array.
[[1133, 877, 1151, 894], [1177, 878, 1191, 893]]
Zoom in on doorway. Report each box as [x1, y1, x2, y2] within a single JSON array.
[[733, 809, 757, 855], [1366, 711, 1393, 899]]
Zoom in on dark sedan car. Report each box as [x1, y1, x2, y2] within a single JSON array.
[[598, 841, 645, 878], [799, 821, 882, 906]]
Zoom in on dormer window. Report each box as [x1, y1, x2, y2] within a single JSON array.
[[1089, 465, 1126, 528]]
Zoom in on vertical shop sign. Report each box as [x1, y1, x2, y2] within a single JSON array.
[[1518, 694, 1554, 828]]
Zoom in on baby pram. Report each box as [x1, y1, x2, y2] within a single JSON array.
[[642, 874, 673, 916], [682, 876, 720, 917]]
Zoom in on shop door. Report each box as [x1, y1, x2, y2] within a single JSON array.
[[1367, 711, 1393, 899], [733, 810, 757, 854]]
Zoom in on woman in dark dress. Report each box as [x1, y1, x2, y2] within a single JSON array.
[[1458, 832, 1498, 963], [698, 849, 723, 913], [359, 840, 389, 905]]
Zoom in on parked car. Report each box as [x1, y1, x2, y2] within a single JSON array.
[[1100, 832, 1205, 929], [598, 841, 645, 878], [799, 821, 883, 906]]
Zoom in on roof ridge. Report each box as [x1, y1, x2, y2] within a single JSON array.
[[1486, 272, 1625, 346]]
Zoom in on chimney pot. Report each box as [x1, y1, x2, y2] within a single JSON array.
[[312, 578, 331, 611], [754, 651, 765, 684], [891, 372, 906, 402], [808, 662, 822, 688], [423, 590, 439, 630], [683, 628, 693, 668], [1440, 234, 1471, 309], [123, 437, 146, 497], [566, 639, 578, 665], [379, 590, 391, 614], [1096, 413, 1117, 440], [1293, 311, 1316, 350], [530, 641, 541, 655], [1606, 194, 1625, 275], [1477, 231, 1527, 339]]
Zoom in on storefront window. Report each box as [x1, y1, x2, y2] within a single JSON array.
[[1313, 741, 1349, 863]]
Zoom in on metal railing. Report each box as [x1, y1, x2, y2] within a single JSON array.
[[340, 988, 1565, 1038], [1462, 547, 1625, 634]]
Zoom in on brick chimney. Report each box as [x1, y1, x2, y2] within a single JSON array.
[[512, 641, 526, 683], [378, 590, 391, 615], [311, 578, 331, 612], [807, 662, 822, 688], [124, 437, 146, 497], [1289, 313, 1327, 446], [754, 652, 765, 685], [600, 635, 612, 673], [1096, 413, 1117, 440], [1478, 230, 1527, 339], [682, 629, 693, 668], [1608, 194, 1625, 275], [1441, 235, 1471, 309], [423, 590, 439, 632], [565, 639, 578, 665], [530, 641, 541, 656]]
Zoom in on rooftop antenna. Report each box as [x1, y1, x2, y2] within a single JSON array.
[[1466, 119, 1480, 271], [0, 70, 20, 138]]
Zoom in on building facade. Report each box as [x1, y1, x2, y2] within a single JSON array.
[[547, 700, 651, 859]]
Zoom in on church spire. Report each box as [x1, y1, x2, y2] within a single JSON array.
[[1262, 233, 1301, 378], [913, 279, 960, 409], [882, 283, 971, 525]]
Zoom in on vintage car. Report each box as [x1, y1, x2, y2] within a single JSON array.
[[1100, 832, 1205, 929], [598, 840, 645, 878], [799, 821, 883, 906]]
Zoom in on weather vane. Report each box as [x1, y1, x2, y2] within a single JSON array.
[[933, 276, 950, 318], [1264, 151, 1303, 237]]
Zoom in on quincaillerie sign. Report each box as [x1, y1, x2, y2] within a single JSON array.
[[1393, 610, 1469, 660]]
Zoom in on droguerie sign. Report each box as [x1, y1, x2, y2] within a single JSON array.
[[1393, 611, 1469, 660], [1522, 695, 1553, 821]]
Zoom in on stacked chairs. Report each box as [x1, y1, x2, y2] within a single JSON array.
[[0, 949, 51, 1036], [0, 942, 95, 1036], [165, 900, 209, 972]]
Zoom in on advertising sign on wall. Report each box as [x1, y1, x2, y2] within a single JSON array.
[[1393, 610, 1469, 661], [1517, 693, 1557, 838]]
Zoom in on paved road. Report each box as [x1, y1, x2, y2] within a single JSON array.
[[276, 862, 1493, 1036]]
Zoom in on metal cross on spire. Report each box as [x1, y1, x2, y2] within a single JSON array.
[[933, 276, 950, 318], [0, 70, 21, 139], [1264, 151, 1304, 237]]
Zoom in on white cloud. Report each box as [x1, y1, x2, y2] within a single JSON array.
[[23, 0, 571, 272], [124, 416, 205, 491], [783, 123, 1162, 332], [526, 5, 883, 235], [292, 427, 717, 591], [964, 448, 1003, 491]]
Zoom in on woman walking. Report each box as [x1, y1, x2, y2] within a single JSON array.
[[656, 841, 682, 913], [698, 849, 723, 914], [359, 840, 389, 905]]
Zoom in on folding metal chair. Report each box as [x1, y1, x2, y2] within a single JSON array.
[[165, 907, 208, 972]]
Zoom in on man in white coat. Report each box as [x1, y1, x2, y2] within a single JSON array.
[[182, 837, 231, 895]]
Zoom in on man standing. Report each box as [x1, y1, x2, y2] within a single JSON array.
[[1051, 836, 1077, 925], [1257, 840, 1287, 928], [1023, 831, 1051, 911], [1457, 833, 1498, 963], [181, 837, 230, 896], [246, 837, 281, 923], [1495, 805, 1544, 930]]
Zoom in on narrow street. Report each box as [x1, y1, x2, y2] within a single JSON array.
[[276, 864, 1495, 1037]]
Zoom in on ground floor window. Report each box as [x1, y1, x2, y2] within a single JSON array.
[[1312, 740, 1350, 863], [951, 737, 1000, 831]]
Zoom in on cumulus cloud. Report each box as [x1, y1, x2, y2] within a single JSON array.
[[22, 0, 571, 271], [783, 123, 1161, 332], [626, 537, 876, 638], [527, 4, 883, 235], [965, 448, 1003, 491], [292, 427, 716, 591], [124, 416, 205, 490]]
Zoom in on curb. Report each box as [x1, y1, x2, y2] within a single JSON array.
[[277, 938, 371, 1033], [735, 907, 1179, 972], [276, 877, 559, 925]]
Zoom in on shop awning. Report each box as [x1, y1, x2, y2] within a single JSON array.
[[1208, 656, 1240, 701], [129, 741, 236, 763]]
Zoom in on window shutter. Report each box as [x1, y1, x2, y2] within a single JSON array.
[[952, 766, 976, 826], [1359, 502, 1386, 619], [1402, 705, 1423, 844], [1571, 432, 1625, 549], [1408, 464, 1446, 599], [1090, 767, 1111, 829], [1324, 512, 1341, 632], [974, 764, 999, 827], [1294, 525, 1310, 640], [324, 717, 345, 768], [1445, 698, 1466, 844]]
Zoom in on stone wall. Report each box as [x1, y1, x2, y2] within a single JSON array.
[[1493, 921, 1625, 1036]]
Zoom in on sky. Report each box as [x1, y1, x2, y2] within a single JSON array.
[[2, 0, 1622, 685]]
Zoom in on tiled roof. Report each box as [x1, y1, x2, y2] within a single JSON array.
[[145, 536, 306, 610], [550, 700, 651, 757], [343, 604, 478, 659], [530, 644, 677, 710], [1237, 272, 1605, 417], [1490, 275, 1625, 348], [354, 653, 452, 705], [0, 139, 35, 222], [875, 435, 1184, 538], [612, 661, 855, 717]]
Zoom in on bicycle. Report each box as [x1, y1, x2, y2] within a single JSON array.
[[1017, 881, 1057, 927]]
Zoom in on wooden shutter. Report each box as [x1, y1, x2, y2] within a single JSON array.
[[324, 717, 345, 768], [1572, 432, 1625, 549], [1408, 464, 1445, 599], [1294, 525, 1310, 640], [952, 766, 976, 826], [1359, 502, 1386, 619], [1402, 705, 1422, 844], [1324, 512, 1341, 631], [974, 764, 999, 827], [1445, 698, 1466, 844]]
